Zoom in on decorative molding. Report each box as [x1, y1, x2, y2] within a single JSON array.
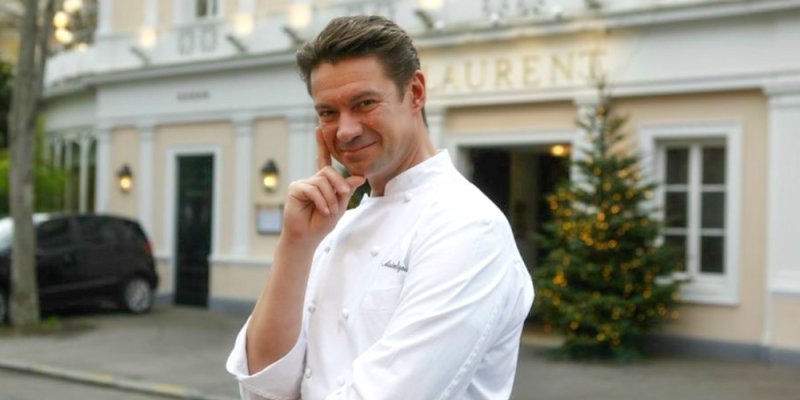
[[638, 121, 743, 306], [232, 116, 253, 257], [94, 128, 111, 213], [138, 123, 156, 240], [766, 92, 800, 296], [164, 145, 224, 296]]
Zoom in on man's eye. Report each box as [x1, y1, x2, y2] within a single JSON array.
[[358, 100, 376, 108], [318, 110, 335, 119]]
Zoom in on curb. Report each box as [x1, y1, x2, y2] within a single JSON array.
[[0, 359, 237, 400]]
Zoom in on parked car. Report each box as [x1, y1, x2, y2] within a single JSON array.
[[0, 214, 159, 322]]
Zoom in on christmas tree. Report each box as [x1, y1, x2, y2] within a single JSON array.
[[533, 85, 683, 361]]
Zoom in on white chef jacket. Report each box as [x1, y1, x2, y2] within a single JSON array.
[[227, 151, 534, 400]]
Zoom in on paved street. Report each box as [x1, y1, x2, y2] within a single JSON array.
[[0, 369, 168, 400], [0, 305, 798, 400]]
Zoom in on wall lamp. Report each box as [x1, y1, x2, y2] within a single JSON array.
[[261, 159, 279, 192], [129, 46, 151, 66], [225, 34, 248, 53], [282, 26, 305, 47], [117, 164, 133, 193], [414, 9, 444, 31]]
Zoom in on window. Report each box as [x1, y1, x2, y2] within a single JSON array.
[[194, 0, 220, 20], [75, 217, 120, 247], [640, 122, 741, 305], [37, 218, 74, 250]]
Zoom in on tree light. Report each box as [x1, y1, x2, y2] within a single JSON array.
[[53, 11, 69, 29], [55, 28, 74, 44], [63, 0, 83, 14]]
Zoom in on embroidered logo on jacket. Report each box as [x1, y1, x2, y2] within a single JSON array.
[[382, 260, 408, 273]]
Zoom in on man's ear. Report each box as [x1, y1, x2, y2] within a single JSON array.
[[408, 70, 426, 113]]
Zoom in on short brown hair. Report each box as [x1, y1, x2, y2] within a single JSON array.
[[296, 16, 421, 96]]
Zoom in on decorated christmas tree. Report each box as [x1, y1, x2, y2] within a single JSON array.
[[533, 85, 683, 361]]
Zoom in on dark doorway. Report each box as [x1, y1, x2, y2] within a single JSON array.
[[467, 146, 570, 273], [175, 155, 214, 307]]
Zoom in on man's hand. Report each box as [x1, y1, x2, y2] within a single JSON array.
[[281, 127, 366, 246]]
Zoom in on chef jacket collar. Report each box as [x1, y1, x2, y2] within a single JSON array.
[[361, 150, 452, 202]]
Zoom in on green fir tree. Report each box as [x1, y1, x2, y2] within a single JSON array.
[[534, 85, 683, 361]]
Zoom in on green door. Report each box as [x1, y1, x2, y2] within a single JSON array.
[[175, 155, 214, 307]]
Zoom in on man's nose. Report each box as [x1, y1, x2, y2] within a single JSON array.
[[336, 112, 362, 144]]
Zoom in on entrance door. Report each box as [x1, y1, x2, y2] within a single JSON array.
[[175, 155, 214, 307], [467, 146, 570, 273]]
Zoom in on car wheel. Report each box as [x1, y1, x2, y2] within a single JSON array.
[[121, 277, 153, 314], [0, 288, 7, 323]]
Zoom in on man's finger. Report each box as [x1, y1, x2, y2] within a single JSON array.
[[337, 176, 367, 211], [316, 127, 332, 169]]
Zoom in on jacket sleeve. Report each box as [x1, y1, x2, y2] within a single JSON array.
[[226, 318, 307, 400], [323, 214, 534, 400]]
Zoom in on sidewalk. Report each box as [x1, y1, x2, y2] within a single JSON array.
[[1, 305, 799, 400]]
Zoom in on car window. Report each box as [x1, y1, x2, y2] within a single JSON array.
[[37, 218, 74, 249], [0, 218, 11, 251], [76, 217, 120, 247]]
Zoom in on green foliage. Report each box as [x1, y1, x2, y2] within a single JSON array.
[[0, 119, 66, 218], [533, 87, 683, 361]]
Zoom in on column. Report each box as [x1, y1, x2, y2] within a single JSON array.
[[287, 110, 317, 184], [138, 123, 155, 238], [765, 86, 800, 295], [232, 115, 254, 258], [94, 126, 111, 213], [96, 0, 114, 36], [64, 137, 75, 211], [78, 133, 91, 212], [426, 105, 446, 150]]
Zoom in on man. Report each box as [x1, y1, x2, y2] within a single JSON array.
[[227, 16, 534, 399]]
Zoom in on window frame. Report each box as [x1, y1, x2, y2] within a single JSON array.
[[175, 0, 224, 25], [640, 122, 742, 305]]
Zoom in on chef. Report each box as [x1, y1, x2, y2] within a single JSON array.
[[227, 15, 534, 400]]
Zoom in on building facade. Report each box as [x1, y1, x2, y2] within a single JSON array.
[[43, 0, 800, 363]]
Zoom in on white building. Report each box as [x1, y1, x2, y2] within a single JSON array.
[[43, 0, 800, 363]]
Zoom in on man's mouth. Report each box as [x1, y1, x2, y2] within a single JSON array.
[[340, 141, 377, 155]]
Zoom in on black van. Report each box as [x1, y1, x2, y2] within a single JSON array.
[[0, 214, 159, 322]]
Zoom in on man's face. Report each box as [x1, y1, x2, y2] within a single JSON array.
[[310, 56, 425, 190]]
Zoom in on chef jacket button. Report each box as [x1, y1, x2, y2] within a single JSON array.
[[404, 193, 412, 203], [324, 246, 331, 253], [336, 376, 346, 386], [304, 368, 312, 379], [307, 303, 317, 313], [370, 246, 379, 257], [342, 308, 350, 320]]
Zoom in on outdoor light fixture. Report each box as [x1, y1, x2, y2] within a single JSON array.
[[549, 144, 570, 157], [129, 46, 151, 65], [283, 2, 311, 46], [415, 0, 445, 31], [261, 160, 279, 192], [117, 164, 133, 193], [226, 34, 248, 53]]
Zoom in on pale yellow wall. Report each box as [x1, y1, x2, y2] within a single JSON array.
[[155, 259, 173, 295], [771, 296, 800, 350], [153, 121, 236, 255], [158, 0, 174, 33], [250, 117, 288, 259], [0, 32, 18, 63], [256, 0, 291, 18], [112, 0, 145, 34], [615, 91, 769, 344], [446, 102, 576, 134], [211, 263, 270, 300], [108, 127, 140, 220]]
